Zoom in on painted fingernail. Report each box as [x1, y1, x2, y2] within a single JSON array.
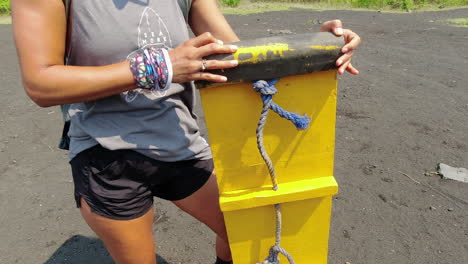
[[336, 28, 343, 35], [342, 47, 348, 53], [220, 76, 227, 81], [231, 45, 238, 51], [217, 40, 224, 45], [231, 60, 239, 66], [337, 59, 343, 65]]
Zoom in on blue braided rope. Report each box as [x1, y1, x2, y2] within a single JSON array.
[[253, 79, 311, 131], [254, 79, 311, 264]]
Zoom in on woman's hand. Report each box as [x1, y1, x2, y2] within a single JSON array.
[[320, 20, 361, 75], [169, 32, 239, 83]]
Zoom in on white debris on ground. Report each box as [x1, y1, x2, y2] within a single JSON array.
[[437, 163, 468, 183]]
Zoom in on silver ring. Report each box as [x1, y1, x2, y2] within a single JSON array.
[[201, 59, 207, 72]]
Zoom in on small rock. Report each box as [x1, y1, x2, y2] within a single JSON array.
[[448, 208, 454, 212], [382, 177, 393, 183], [378, 194, 388, 203], [429, 206, 437, 211], [271, 29, 293, 35], [424, 172, 433, 177], [46, 240, 57, 247]]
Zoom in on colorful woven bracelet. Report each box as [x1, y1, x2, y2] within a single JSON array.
[[129, 47, 173, 91], [129, 52, 153, 89], [144, 49, 161, 90], [148, 47, 172, 91], [160, 48, 173, 90]]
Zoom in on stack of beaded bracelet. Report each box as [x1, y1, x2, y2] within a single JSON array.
[[129, 46, 173, 91]]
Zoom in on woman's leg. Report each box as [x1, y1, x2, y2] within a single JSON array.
[[172, 173, 232, 262], [80, 198, 157, 264]]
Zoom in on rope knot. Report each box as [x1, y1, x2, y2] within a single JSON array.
[[253, 80, 278, 95], [256, 245, 295, 264], [253, 78, 311, 130], [268, 245, 282, 262]]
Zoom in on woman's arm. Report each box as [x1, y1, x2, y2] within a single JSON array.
[[12, 0, 237, 107], [12, 0, 135, 107], [189, 0, 240, 43]]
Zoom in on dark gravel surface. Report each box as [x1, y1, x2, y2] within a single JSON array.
[[1, 8, 467, 264]]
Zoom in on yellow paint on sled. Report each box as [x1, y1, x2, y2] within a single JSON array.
[[309, 45, 341, 50], [233, 43, 294, 64]]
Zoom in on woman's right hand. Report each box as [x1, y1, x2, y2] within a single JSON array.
[[169, 32, 239, 83]]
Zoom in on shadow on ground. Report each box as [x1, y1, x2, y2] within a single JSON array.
[[44, 235, 169, 264]]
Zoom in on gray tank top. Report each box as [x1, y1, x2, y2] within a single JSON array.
[[66, 0, 211, 162]]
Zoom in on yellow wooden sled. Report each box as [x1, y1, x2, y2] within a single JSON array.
[[197, 32, 342, 264]]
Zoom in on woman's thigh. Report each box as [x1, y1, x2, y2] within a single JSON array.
[[172, 173, 228, 240], [80, 198, 157, 264]]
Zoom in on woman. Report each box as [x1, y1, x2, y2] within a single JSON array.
[[11, 0, 360, 263]]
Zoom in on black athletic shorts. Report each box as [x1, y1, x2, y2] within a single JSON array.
[[70, 145, 214, 220]]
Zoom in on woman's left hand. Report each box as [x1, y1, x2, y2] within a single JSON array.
[[321, 20, 361, 75]]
